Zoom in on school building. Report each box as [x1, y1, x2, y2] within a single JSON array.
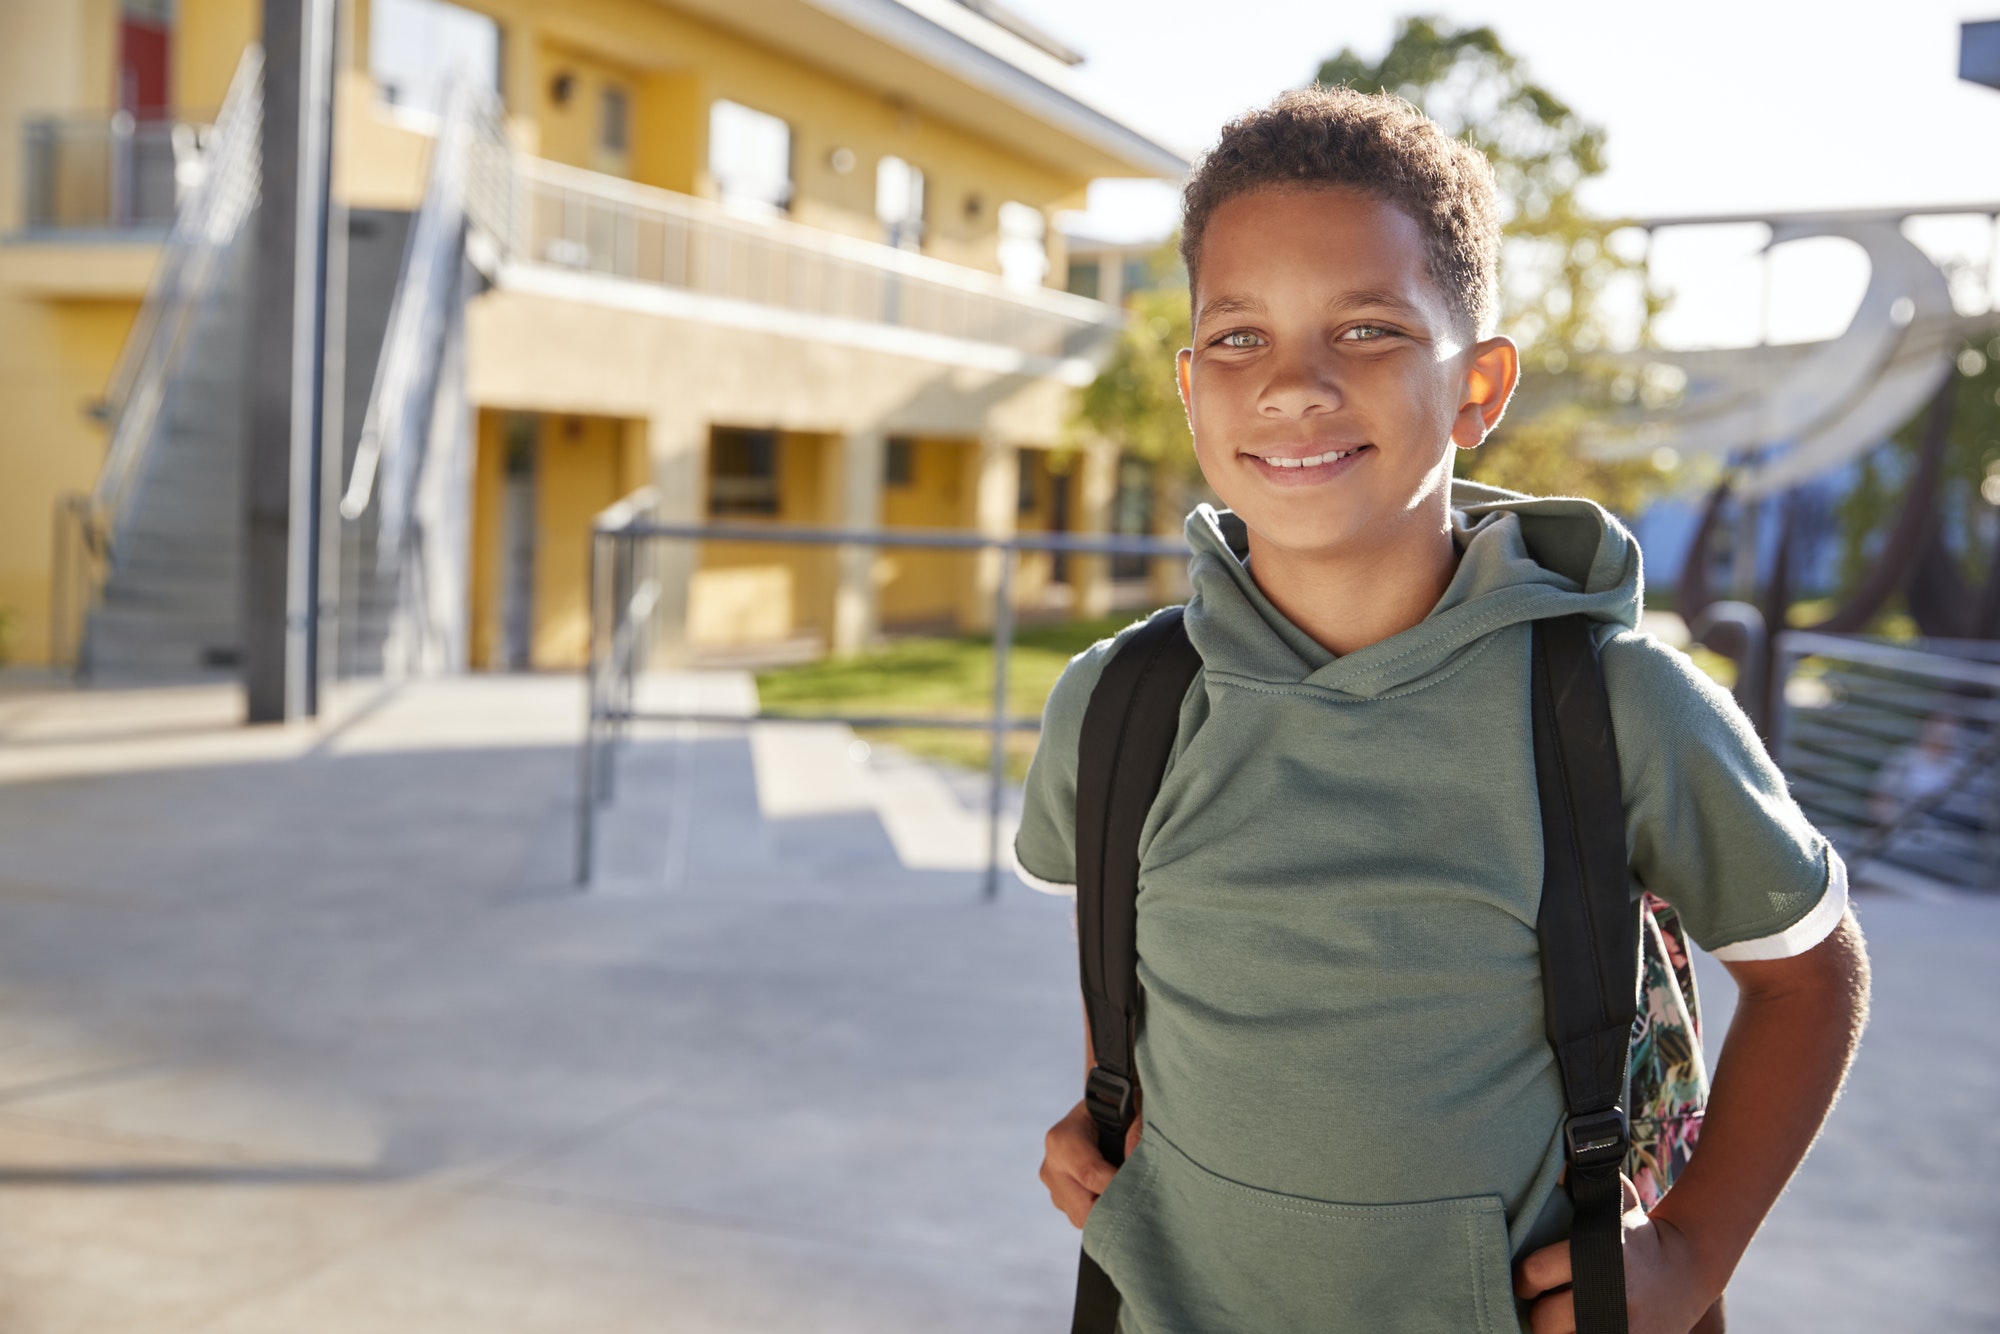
[[0, 0, 1183, 677]]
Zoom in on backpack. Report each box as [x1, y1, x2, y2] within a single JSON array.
[[1068, 608, 1708, 1334]]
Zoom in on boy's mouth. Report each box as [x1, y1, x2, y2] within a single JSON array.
[[1243, 444, 1372, 480]]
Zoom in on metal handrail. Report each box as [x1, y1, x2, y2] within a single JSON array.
[[341, 75, 510, 528], [91, 47, 263, 538], [575, 514, 1192, 896], [48, 492, 105, 673]]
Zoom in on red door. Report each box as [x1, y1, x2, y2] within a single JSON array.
[[118, 0, 172, 115]]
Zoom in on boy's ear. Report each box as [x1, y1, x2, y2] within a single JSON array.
[[1176, 347, 1195, 432], [1451, 336, 1520, 451]]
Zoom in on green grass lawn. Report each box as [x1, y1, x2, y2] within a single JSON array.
[[753, 604, 1782, 778], [754, 612, 1141, 779]]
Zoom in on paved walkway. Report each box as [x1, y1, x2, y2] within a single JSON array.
[[0, 674, 1993, 1332]]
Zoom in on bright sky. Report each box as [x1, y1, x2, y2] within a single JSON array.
[[1014, 0, 2000, 348]]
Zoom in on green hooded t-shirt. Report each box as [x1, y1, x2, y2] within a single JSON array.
[[1014, 484, 1846, 1334]]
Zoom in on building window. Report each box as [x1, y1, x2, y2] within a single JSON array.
[[884, 436, 915, 488], [1112, 455, 1155, 580], [709, 428, 781, 516], [1122, 256, 1154, 299], [877, 156, 925, 250], [710, 100, 793, 215], [600, 85, 629, 154], [369, 0, 501, 119], [998, 200, 1049, 291], [1017, 450, 1038, 514], [1065, 259, 1101, 301]]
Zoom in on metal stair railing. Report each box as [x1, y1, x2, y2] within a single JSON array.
[[337, 75, 511, 676], [339, 75, 507, 533], [92, 46, 263, 540], [49, 46, 263, 672]]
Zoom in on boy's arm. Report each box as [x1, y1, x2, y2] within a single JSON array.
[[1040, 1001, 1144, 1229], [1516, 908, 1871, 1334]]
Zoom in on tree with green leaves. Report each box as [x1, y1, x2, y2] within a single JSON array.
[[1073, 15, 1663, 515], [1315, 17, 1661, 509]]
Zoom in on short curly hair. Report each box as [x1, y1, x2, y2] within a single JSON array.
[[1180, 86, 1502, 338]]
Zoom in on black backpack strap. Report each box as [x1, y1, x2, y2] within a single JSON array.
[[1532, 615, 1642, 1334], [1070, 607, 1202, 1334]]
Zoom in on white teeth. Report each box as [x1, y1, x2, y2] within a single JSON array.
[[1262, 448, 1357, 469]]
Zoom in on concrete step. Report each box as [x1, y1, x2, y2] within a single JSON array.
[[88, 603, 237, 643], [101, 554, 239, 590]]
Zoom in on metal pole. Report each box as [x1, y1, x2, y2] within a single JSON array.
[[599, 529, 626, 803], [984, 543, 1017, 901], [247, 0, 338, 724], [109, 110, 133, 229], [50, 500, 70, 674], [616, 530, 636, 786], [575, 529, 603, 885]]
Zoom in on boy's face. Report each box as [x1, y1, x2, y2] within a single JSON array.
[[1177, 188, 1517, 562]]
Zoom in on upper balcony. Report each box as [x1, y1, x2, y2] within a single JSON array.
[[503, 157, 1123, 380], [19, 111, 212, 237], [7, 96, 1125, 378]]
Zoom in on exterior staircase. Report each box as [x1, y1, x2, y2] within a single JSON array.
[[82, 232, 253, 679], [81, 208, 414, 681], [71, 41, 481, 686]]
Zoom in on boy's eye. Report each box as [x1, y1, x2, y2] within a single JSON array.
[[1216, 330, 1265, 348], [1342, 324, 1394, 342]]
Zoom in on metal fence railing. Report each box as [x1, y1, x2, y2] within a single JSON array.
[[576, 506, 1190, 897], [1775, 630, 2000, 893]]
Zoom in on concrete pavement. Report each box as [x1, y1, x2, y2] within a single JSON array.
[[0, 672, 1993, 1331]]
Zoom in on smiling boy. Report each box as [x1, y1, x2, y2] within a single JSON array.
[[1018, 89, 1869, 1333]]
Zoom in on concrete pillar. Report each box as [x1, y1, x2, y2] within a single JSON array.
[[831, 429, 885, 657], [1072, 441, 1118, 619], [961, 434, 1018, 632], [646, 412, 705, 667], [502, 18, 543, 154], [245, 0, 338, 722]]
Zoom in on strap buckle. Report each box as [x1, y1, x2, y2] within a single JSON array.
[[1563, 1108, 1630, 1171], [1083, 1066, 1134, 1130]]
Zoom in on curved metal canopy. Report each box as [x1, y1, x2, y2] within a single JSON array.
[[1581, 205, 2000, 498]]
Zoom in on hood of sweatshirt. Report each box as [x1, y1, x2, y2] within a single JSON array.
[[1181, 478, 1644, 699]]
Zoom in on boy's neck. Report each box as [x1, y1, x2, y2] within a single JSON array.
[[1240, 504, 1461, 660]]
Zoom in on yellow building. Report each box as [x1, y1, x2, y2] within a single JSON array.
[[0, 0, 1182, 676]]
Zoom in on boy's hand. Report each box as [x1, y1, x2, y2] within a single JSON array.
[[1039, 1099, 1143, 1229], [1513, 1176, 1725, 1334]]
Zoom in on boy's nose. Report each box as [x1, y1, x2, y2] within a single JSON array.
[[1257, 348, 1343, 417]]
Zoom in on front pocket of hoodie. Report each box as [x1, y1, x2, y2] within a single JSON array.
[[1093, 1128, 1515, 1334]]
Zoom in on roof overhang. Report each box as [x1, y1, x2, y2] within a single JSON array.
[[658, 0, 1188, 181]]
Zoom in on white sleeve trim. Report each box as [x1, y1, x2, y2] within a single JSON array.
[[1013, 861, 1077, 897], [1708, 851, 1849, 962]]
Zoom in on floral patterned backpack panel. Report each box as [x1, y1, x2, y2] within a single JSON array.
[[1626, 892, 1709, 1210]]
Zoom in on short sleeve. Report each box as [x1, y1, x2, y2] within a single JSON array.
[[1601, 630, 1848, 961], [1013, 617, 1160, 893]]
